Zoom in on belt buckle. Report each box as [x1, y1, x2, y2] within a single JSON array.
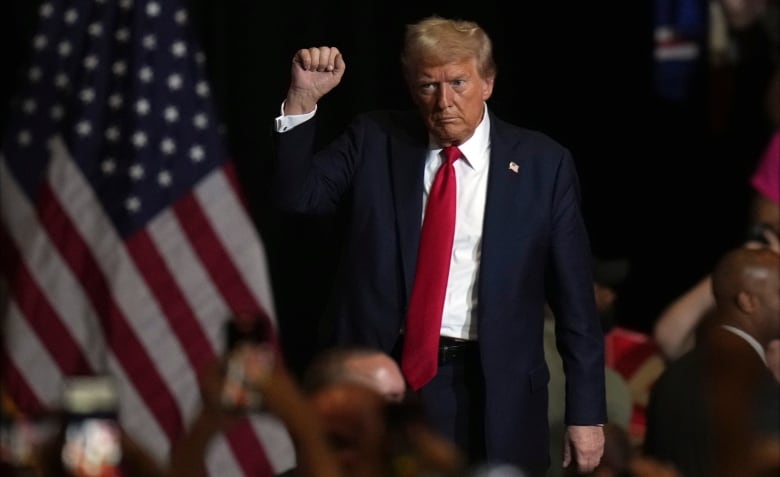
[[438, 337, 468, 365]]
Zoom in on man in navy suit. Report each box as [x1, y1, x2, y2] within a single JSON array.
[[272, 15, 606, 476]]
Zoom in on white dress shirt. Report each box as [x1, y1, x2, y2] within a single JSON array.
[[274, 102, 492, 340], [428, 107, 491, 341]]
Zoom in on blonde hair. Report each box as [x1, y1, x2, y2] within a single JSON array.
[[400, 15, 497, 82]]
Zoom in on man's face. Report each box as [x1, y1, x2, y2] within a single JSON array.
[[407, 58, 494, 146]]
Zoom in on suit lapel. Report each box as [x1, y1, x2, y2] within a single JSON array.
[[389, 124, 429, 302], [480, 117, 535, 294]]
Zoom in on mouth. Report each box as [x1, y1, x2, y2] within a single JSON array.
[[435, 116, 459, 124]]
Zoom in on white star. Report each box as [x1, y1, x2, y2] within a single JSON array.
[[39, 3, 53, 18], [135, 99, 150, 115], [105, 126, 121, 142], [75, 120, 92, 136], [160, 137, 176, 155], [195, 51, 206, 65], [142, 34, 156, 50], [102, 158, 117, 174], [125, 196, 141, 212], [50, 105, 64, 120], [196, 81, 209, 97], [54, 73, 69, 89], [18, 130, 32, 146], [163, 106, 179, 123], [115, 28, 130, 43], [109, 94, 123, 109], [83, 55, 99, 70], [79, 88, 95, 103], [119, 0, 133, 10], [193, 113, 208, 129], [158, 170, 172, 186], [112, 61, 127, 76], [129, 163, 145, 180], [167, 74, 182, 90], [189, 145, 205, 162], [32, 35, 47, 50], [88, 22, 103, 37], [64, 8, 78, 24], [22, 99, 37, 114], [132, 131, 147, 148], [28, 67, 42, 82], [171, 41, 187, 58], [146, 2, 161, 17], [175, 9, 188, 24], [58, 41, 72, 57], [139, 66, 153, 83]]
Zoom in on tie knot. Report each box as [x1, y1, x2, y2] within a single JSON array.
[[441, 146, 462, 165]]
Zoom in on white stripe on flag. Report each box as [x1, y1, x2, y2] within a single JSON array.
[[147, 205, 227, 355], [3, 302, 62, 408], [205, 434, 250, 477], [108, 354, 171, 461], [0, 157, 105, 371], [196, 171, 277, 322]]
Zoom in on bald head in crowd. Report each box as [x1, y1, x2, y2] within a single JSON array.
[[711, 247, 780, 348], [303, 345, 407, 402]]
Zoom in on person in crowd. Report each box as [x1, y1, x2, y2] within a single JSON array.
[[644, 246, 780, 477], [164, 334, 344, 477], [306, 380, 465, 477], [302, 345, 408, 403], [271, 14, 606, 476], [654, 128, 780, 364]]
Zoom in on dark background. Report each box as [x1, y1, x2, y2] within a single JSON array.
[[3, 0, 777, 376]]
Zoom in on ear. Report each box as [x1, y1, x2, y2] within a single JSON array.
[[735, 290, 756, 314], [481, 76, 495, 101]]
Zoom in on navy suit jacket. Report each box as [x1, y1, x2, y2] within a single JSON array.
[[273, 107, 607, 467]]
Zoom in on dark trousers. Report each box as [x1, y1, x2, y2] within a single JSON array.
[[418, 341, 486, 466]]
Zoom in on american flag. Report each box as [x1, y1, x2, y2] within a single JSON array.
[[0, 0, 294, 475]]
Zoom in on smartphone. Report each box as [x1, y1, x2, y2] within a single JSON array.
[[220, 315, 275, 412], [60, 376, 122, 477]]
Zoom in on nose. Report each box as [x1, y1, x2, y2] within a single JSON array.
[[436, 84, 453, 109]]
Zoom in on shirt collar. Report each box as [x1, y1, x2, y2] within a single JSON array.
[[721, 324, 767, 366]]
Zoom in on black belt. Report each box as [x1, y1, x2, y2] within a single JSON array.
[[438, 336, 477, 365]]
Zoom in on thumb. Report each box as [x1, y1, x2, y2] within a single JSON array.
[[334, 52, 346, 75]]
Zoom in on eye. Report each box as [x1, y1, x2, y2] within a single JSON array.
[[416, 83, 437, 96]]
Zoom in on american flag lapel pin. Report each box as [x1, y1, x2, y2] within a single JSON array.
[[508, 161, 519, 173]]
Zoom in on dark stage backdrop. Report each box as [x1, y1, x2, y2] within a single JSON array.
[[3, 0, 772, 376]]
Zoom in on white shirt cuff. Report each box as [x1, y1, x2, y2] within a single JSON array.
[[274, 101, 317, 132]]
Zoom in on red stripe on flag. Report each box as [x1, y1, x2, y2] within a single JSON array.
[[0, 225, 92, 376], [169, 186, 278, 474], [36, 184, 183, 439], [125, 229, 217, 373], [173, 191, 263, 316], [226, 419, 276, 476]]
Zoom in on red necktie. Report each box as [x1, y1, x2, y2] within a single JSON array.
[[402, 146, 461, 390]]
